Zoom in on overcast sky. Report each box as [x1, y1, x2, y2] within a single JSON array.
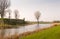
[[9, 0, 60, 21]]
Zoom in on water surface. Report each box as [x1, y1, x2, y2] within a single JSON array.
[[0, 24, 53, 37]]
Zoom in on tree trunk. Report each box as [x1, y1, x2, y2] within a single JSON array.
[[37, 19, 39, 25], [0, 10, 5, 39]]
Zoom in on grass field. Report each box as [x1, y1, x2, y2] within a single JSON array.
[[20, 25, 60, 39]]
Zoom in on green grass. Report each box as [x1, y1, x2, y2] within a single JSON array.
[[20, 25, 60, 39]]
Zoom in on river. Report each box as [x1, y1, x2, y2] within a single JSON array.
[[0, 24, 53, 37]]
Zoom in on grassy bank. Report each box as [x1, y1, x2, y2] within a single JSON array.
[[27, 21, 52, 24], [20, 25, 60, 39]]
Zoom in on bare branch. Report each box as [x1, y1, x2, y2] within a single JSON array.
[[0, 0, 10, 18]]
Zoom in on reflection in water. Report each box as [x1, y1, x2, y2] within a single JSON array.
[[0, 29, 5, 38], [36, 24, 40, 29], [0, 24, 52, 37]]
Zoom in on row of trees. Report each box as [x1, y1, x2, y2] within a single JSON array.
[[6, 9, 19, 19], [0, 0, 20, 19]]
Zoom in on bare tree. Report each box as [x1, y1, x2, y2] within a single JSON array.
[[7, 9, 12, 19], [0, 0, 10, 18], [14, 9, 19, 19], [35, 11, 41, 24]]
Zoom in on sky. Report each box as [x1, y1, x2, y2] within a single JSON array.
[[9, 0, 60, 21]]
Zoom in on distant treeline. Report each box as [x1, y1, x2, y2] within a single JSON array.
[[0, 18, 27, 25], [53, 21, 60, 23]]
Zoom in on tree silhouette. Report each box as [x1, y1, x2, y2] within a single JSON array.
[[7, 9, 12, 19], [35, 11, 41, 24], [0, 0, 10, 18], [14, 9, 19, 19]]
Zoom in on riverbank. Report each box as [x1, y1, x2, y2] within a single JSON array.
[[20, 24, 60, 39], [0, 23, 59, 39], [1, 23, 58, 39]]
